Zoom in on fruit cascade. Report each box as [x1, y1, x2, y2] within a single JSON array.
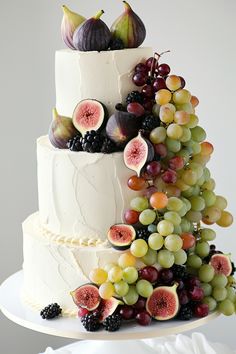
[[42, 2, 235, 333]]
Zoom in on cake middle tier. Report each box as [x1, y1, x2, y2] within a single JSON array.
[[38, 136, 137, 241]]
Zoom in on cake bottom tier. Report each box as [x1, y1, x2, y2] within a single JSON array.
[[22, 213, 122, 316]]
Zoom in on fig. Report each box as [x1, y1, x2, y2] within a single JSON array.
[[49, 108, 78, 149], [98, 298, 123, 322], [108, 224, 136, 250], [71, 284, 100, 311], [111, 1, 146, 48], [146, 284, 179, 321], [72, 99, 107, 137], [61, 5, 86, 50], [124, 132, 155, 177], [106, 110, 141, 147], [210, 254, 232, 276], [73, 10, 111, 52]]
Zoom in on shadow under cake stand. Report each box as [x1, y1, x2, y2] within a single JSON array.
[[0, 271, 220, 354]]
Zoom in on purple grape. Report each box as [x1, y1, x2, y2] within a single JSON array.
[[152, 77, 167, 92], [179, 76, 186, 88], [178, 289, 189, 305], [138, 266, 159, 283], [188, 286, 204, 301], [158, 63, 170, 77], [120, 306, 135, 320], [159, 269, 174, 284], [136, 311, 152, 326], [133, 297, 146, 310], [132, 72, 148, 86], [146, 161, 161, 177], [135, 63, 148, 74], [141, 84, 154, 98]]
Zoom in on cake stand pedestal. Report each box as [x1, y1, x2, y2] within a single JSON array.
[[0, 272, 220, 354]]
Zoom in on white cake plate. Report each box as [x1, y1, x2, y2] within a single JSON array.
[[0, 272, 220, 354]]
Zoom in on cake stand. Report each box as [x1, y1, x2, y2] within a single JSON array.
[[0, 271, 220, 354]]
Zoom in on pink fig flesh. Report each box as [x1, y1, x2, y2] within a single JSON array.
[[210, 254, 232, 276], [71, 284, 101, 310]]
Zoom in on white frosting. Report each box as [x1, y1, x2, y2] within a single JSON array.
[[55, 47, 153, 116], [38, 136, 138, 240]]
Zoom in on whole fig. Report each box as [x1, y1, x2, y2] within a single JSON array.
[[61, 5, 86, 49], [111, 1, 146, 48], [73, 10, 111, 52]]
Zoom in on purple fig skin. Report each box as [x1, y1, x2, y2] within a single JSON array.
[[106, 111, 141, 147], [61, 5, 86, 50], [73, 10, 111, 52], [49, 108, 78, 149]]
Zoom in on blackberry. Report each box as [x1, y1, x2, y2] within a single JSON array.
[[136, 228, 151, 242], [40, 303, 62, 320], [101, 138, 117, 154], [103, 313, 122, 332], [81, 130, 104, 153], [178, 304, 193, 321], [231, 262, 236, 275], [141, 115, 160, 132], [67, 134, 82, 151], [115, 103, 127, 111], [126, 91, 144, 105], [172, 265, 187, 279], [109, 38, 125, 50], [81, 313, 100, 332]]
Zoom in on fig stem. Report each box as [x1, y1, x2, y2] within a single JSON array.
[[123, 1, 132, 11], [94, 9, 105, 20], [52, 108, 59, 120], [62, 5, 69, 14]]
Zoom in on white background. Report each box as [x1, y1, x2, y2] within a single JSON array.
[[0, 0, 236, 353]]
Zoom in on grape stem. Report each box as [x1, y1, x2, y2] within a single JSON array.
[[149, 50, 171, 80]]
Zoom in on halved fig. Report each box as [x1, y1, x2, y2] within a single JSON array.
[[146, 284, 179, 321], [70, 283, 100, 310], [107, 224, 136, 250], [72, 99, 108, 136], [124, 131, 155, 176], [98, 297, 123, 322], [210, 254, 232, 276]]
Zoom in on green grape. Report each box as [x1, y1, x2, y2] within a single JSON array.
[[195, 241, 210, 258], [203, 296, 217, 311], [218, 299, 235, 316], [192, 154, 210, 166], [178, 204, 188, 217], [108, 266, 123, 283], [201, 283, 212, 296], [227, 276, 236, 286], [198, 264, 215, 282], [176, 149, 191, 163], [148, 224, 157, 233], [187, 254, 202, 268], [174, 225, 182, 234], [200, 228, 216, 241], [130, 197, 149, 212], [157, 250, 175, 268], [123, 286, 139, 305], [202, 178, 216, 191], [114, 280, 129, 297], [189, 162, 204, 178], [226, 287, 236, 302], [166, 138, 181, 152], [150, 126, 167, 144], [173, 89, 191, 104], [174, 249, 187, 265], [183, 139, 194, 148], [191, 126, 206, 142], [186, 210, 202, 223], [160, 104, 174, 123], [181, 197, 191, 211], [203, 207, 221, 223], [201, 190, 216, 207], [148, 233, 164, 250], [164, 234, 183, 252], [203, 167, 211, 181], [130, 239, 148, 258], [180, 127, 191, 143], [182, 169, 198, 186], [180, 218, 191, 232], [122, 267, 138, 284], [89, 268, 108, 285], [211, 274, 228, 288], [197, 175, 205, 186], [157, 220, 174, 236], [141, 248, 157, 266], [99, 282, 115, 300], [176, 103, 194, 114], [152, 103, 161, 117], [182, 187, 194, 198], [186, 114, 199, 128], [136, 280, 153, 298], [191, 185, 201, 197], [164, 211, 182, 226], [189, 196, 205, 211], [212, 287, 227, 301], [167, 123, 183, 140], [192, 141, 201, 155], [139, 209, 156, 225], [167, 197, 184, 212], [103, 263, 117, 272], [214, 196, 228, 210]]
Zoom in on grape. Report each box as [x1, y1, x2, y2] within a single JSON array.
[[157, 250, 175, 268], [214, 196, 227, 210], [191, 185, 201, 197], [169, 156, 185, 171], [178, 205, 188, 218], [182, 169, 198, 186], [123, 286, 139, 305], [202, 178, 216, 191], [141, 248, 157, 266], [136, 311, 152, 326], [139, 266, 159, 283], [191, 126, 206, 142], [212, 287, 227, 301], [139, 209, 156, 225], [203, 296, 217, 311], [176, 149, 191, 164], [216, 211, 233, 227], [218, 299, 235, 316], [132, 72, 147, 86], [114, 280, 129, 297], [174, 225, 182, 234], [130, 239, 148, 258], [89, 268, 108, 285], [164, 234, 183, 252], [154, 143, 168, 158], [174, 111, 190, 125], [175, 179, 190, 192], [152, 103, 161, 117], [189, 286, 204, 301], [124, 210, 140, 225], [181, 197, 192, 211], [167, 124, 183, 140], [127, 102, 145, 117], [188, 162, 203, 178], [135, 63, 148, 73], [120, 306, 135, 320], [150, 192, 168, 209], [165, 138, 181, 153], [192, 141, 201, 155], [186, 210, 202, 222], [180, 127, 191, 143], [202, 207, 222, 223], [173, 90, 191, 105], [159, 269, 174, 284], [180, 218, 191, 232], [200, 142, 214, 156], [197, 175, 205, 186], [148, 224, 157, 233], [211, 274, 228, 288], [130, 197, 149, 212], [227, 287, 236, 302], [136, 280, 153, 298], [128, 176, 147, 191], [187, 254, 202, 268], [99, 282, 115, 300], [166, 185, 181, 198], [103, 263, 116, 272], [146, 161, 161, 177], [142, 186, 158, 199], [108, 266, 123, 283], [190, 96, 199, 107], [155, 89, 172, 105], [186, 114, 199, 128], [146, 57, 158, 69], [153, 77, 167, 92], [192, 154, 210, 166], [164, 211, 181, 226], [122, 267, 139, 284], [174, 249, 187, 265], [198, 264, 215, 282], [149, 126, 167, 144], [181, 232, 196, 250], [148, 233, 164, 250], [179, 76, 186, 88], [203, 167, 211, 181], [167, 197, 184, 211], [201, 190, 216, 207], [189, 196, 205, 211], [201, 283, 212, 296], [159, 104, 174, 123], [195, 241, 210, 258], [200, 228, 216, 242], [133, 297, 146, 310], [157, 220, 174, 236], [142, 84, 154, 98], [118, 253, 136, 268], [166, 75, 181, 91], [158, 63, 171, 76]]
